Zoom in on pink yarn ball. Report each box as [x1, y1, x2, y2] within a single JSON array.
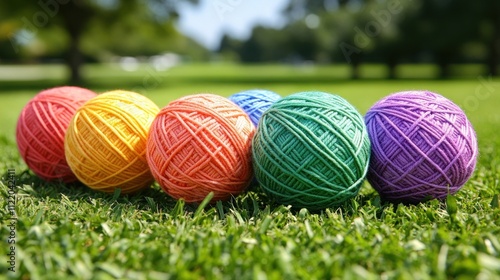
[[16, 86, 97, 182]]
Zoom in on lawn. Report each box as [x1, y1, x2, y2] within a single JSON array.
[[1, 63, 499, 279]]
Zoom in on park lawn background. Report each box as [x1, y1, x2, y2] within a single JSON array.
[[0, 63, 499, 279]]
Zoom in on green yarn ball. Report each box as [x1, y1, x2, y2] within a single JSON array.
[[252, 91, 371, 211]]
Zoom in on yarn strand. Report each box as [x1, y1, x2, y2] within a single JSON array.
[[65, 90, 159, 194], [252, 91, 371, 210], [16, 86, 97, 182], [147, 94, 255, 203], [365, 91, 478, 203]]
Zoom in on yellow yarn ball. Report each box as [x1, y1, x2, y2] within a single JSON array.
[[65, 90, 160, 194]]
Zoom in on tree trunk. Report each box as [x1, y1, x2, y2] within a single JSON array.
[[67, 33, 82, 85], [351, 53, 362, 80], [488, 39, 499, 76], [387, 55, 398, 79], [387, 63, 397, 79], [488, 7, 499, 76], [60, 2, 94, 85], [438, 62, 450, 79], [437, 50, 451, 79], [351, 63, 360, 79]]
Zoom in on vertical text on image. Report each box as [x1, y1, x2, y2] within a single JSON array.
[[6, 168, 17, 273]]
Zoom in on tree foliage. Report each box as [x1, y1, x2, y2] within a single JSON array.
[[219, 0, 499, 78], [0, 0, 201, 84]]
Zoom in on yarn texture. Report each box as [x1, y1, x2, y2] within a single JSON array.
[[252, 91, 371, 211], [65, 90, 159, 194], [16, 86, 96, 182], [365, 90, 478, 203], [146, 94, 255, 203], [228, 89, 281, 127]]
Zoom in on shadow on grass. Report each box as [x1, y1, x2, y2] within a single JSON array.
[[171, 76, 478, 85], [2, 160, 408, 222], [2, 159, 398, 221], [4, 167, 273, 218], [0, 75, 487, 93], [0, 79, 158, 92], [3, 167, 181, 211]]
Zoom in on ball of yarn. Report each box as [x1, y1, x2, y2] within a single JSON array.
[[65, 90, 160, 194], [365, 90, 478, 203], [146, 94, 255, 203], [252, 91, 371, 211], [228, 89, 281, 127], [16, 86, 97, 182]]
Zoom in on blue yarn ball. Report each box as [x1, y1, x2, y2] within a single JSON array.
[[228, 89, 281, 127]]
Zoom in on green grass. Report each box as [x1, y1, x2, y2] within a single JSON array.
[[1, 63, 499, 279]]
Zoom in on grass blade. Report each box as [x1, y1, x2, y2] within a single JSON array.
[[194, 192, 214, 218]]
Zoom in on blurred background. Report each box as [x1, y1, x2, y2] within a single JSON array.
[[0, 0, 499, 140], [1, 0, 498, 83]]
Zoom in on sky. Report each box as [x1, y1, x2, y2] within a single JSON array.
[[177, 0, 289, 50]]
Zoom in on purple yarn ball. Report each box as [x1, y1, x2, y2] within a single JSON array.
[[365, 91, 478, 203], [228, 89, 281, 127]]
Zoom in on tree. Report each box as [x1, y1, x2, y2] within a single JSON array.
[[0, 0, 199, 84], [237, 26, 291, 63], [218, 34, 243, 61], [388, 0, 497, 78], [282, 0, 499, 79], [410, 0, 480, 78], [282, 0, 385, 79], [477, 0, 500, 76]]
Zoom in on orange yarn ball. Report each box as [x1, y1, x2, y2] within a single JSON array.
[[65, 90, 160, 194], [16, 86, 97, 182], [146, 94, 255, 203]]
